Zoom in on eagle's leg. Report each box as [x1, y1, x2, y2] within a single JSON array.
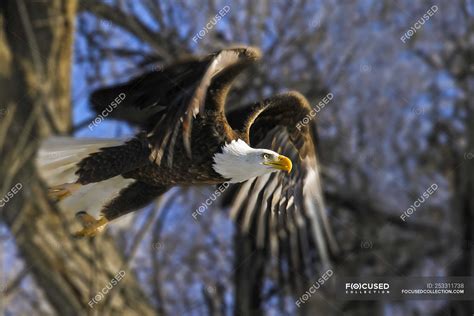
[[73, 212, 109, 238], [72, 181, 168, 238]]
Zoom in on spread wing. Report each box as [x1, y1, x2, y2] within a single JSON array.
[[224, 91, 338, 291], [90, 47, 261, 165]]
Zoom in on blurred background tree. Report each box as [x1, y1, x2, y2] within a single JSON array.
[[0, 0, 472, 315]]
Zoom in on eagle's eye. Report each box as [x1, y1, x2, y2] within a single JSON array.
[[262, 153, 271, 160]]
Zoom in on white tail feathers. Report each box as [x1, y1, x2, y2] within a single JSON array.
[[36, 136, 135, 225], [37, 137, 124, 186]]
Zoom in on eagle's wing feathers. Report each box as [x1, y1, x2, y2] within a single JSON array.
[[90, 47, 261, 165], [101, 181, 168, 221], [224, 91, 338, 291], [89, 59, 212, 129]]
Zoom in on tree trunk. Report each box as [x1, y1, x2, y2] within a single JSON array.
[[0, 1, 154, 315]]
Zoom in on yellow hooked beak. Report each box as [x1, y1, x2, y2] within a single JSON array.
[[264, 155, 293, 173]]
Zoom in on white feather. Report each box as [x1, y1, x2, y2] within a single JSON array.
[[213, 139, 279, 183], [192, 50, 240, 116], [36, 137, 135, 227], [303, 157, 334, 269], [37, 137, 123, 185]]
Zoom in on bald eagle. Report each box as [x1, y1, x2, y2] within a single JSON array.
[[37, 47, 336, 277]]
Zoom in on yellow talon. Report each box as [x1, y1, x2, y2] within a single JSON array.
[[48, 183, 81, 202], [73, 213, 108, 238]]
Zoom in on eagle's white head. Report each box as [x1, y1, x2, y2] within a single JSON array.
[[213, 139, 292, 183]]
